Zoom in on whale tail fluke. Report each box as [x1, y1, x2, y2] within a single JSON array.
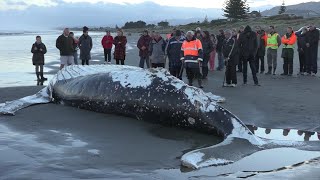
[[0, 87, 50, 115], [181, 137, 263, 169]]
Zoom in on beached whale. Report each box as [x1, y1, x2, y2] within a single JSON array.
[[0, 65, 319, 169]]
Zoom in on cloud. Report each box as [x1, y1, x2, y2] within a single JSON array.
[[0, 0, 58, 10]]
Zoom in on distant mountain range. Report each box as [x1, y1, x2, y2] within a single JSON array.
[[0, 1, 273, 30], [0, 1, 318, 31], [262, 2, 320, 17]]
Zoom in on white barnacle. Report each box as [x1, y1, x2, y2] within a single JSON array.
[[188, 117, 196, 125]]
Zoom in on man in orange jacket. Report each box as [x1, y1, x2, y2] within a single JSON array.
[[181, 31, 204, 88], [281, 27, 297, 76]]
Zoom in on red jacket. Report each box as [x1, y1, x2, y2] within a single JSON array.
[[101, 35, 114, 49]]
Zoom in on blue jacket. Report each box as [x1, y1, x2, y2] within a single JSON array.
[[166, 36, 185, 68]]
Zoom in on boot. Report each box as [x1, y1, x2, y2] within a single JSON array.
[[198, 79, 203, 89], [188, 79, 193, 86], [40, 72, 47, 81], [36, 72, 41, 81], [265, 67, 272, 75], [273, 68, 276, 75]]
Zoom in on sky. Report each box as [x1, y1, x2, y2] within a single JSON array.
[[1, 0, 320, 10]]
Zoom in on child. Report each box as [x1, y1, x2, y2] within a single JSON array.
[[31, 36, 47, 85]]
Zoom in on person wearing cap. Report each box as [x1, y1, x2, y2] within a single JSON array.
[[181, 31, 204, 88], [78, 26, 93, 65], [137, 30, 152, 68], [56, 28, 75, 69], [167, 30, 185, 79], [101, 30, 114, 64]]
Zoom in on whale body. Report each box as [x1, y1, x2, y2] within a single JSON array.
[[0, 65, 318, 169]]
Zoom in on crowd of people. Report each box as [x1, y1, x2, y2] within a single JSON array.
[[31, 24, 319, 88]]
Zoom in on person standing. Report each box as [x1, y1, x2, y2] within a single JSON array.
[[113, 29, 127, 65], [181, 31, 203, 88], [56, 28, 74, 70], [222, 30, 239, 87], [167, 30, 185, 79], [238, 25, 260, 86], [69, 32, 79, 65], [305, 24, 320, 76], [78, 26, 93, 65], [281, 27, 297, 76], [255, 27, 267, 74], [297, 27, 308, 75], [209, 34, 217, 71], [31, 36, 47, 84], [200, 31, 214, 79], [101, 30, 114, 64], [137, 30, 152, 68], [149, 32, 166, 68], [265, 26, 281, 75], [216, 29, 226, 71], [233, 26, 244, 73]]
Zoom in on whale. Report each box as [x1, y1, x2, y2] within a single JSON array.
[[0, 65, 319, 169]]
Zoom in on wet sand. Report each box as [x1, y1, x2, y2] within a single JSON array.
[[1, 34, 320, 179]]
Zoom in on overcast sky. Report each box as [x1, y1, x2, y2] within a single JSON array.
[[1, 0, 320, 10]]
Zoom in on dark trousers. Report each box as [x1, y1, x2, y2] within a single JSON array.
[[238, 56, 243, 72], [306, 46, 318, 74], [169, 66, 183, 80], [283, 57, 293, 75], [243, 55, 258, 84], [255, 56, 265, 73], [186, 67, 201, 85], [226, 64, 237, 84], [116, 59, 125, 65], [202, 55, 209, 78], [82, 59, 89, 65], [298, 52, 306, 73], [152, 63, 165, 68], [104, 48, 112, 62]]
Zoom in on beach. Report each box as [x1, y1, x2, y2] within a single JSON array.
[[0, 31, 320, 179]]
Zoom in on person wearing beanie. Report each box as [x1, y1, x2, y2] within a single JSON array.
[[167, 30, 185, 79], [31, 35, 47, 85], [78, 26, 93, 65]]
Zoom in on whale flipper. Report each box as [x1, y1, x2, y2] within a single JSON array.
[[181, 137, 263, 169], [0, 87, 50, 115]]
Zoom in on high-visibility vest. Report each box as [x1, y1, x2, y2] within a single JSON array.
[[281, 33, 297, 49], [267, 33, 279, 49], [181, 39, 203, 63]]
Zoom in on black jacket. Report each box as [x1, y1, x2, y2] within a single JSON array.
[[56, 34, 74, 56], [222, 37, 239, 65], [305, 28, 319, 48], [297, 33, 307, 53], [216, 33, 226, 52], [167, 36, 185, 68], [238, 26, 258, 57], [256, 30, 266, 57], [201, 37, 214, 57]]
